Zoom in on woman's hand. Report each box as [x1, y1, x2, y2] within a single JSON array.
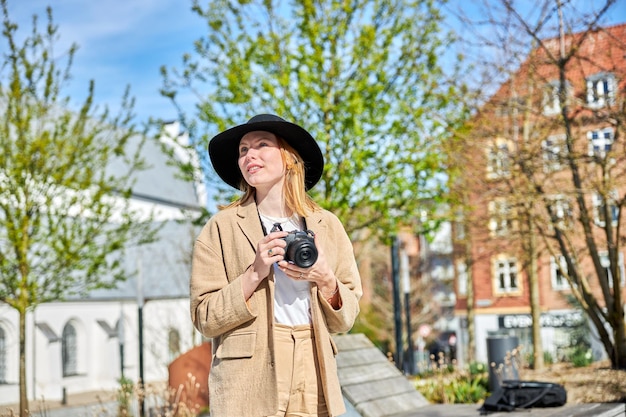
[[277, 234, 338, 297], [242, 230, 287, 300], [254, 230, 288, 276]]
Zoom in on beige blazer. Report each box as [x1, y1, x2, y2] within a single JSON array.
[[190, 197, 362, 417]]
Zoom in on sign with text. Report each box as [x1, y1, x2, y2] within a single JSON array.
[[499, 311, 584, 329]]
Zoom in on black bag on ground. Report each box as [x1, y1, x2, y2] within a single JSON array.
[[479, 380, 567, 414]]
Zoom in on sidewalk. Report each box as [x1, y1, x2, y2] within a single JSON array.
[[1, 390, 117, 417], [3, 391, 625, 417], [392, 403, 626, 417]]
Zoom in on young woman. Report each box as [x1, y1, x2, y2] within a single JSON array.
[[190, 114, 362, 417]]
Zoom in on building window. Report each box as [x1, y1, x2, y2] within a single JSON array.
[[454, 210, 466, 241], [62, 323, 78, 377], [0, 326, 6, 384], [486, 141, 512, 179], [550, 256, 570, 290], [586, 72, 616, 108], [593, 192, 618, 227], [543, 81, 560, 116], [456, 261, 468, 296], [587, 128, 614, 159], [495, 97, 525, 117], [542, 134, 566, 172], [489, 199, 513, 237], [548, 195, 573, 230], [542, 81, 571, 116], [168, 328, 181, 363], [599, 251, 625, 288], [494, 257, 519, 294]]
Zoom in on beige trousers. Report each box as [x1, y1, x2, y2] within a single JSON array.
[[268, 323, 329, 417]]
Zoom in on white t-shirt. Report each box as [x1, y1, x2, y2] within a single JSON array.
[[260, 214, 312, 325]]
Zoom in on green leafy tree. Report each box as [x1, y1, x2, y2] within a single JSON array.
[[159, 0, 470, 350], [160, 0, 469, 241], [0, 3, 155, 415]]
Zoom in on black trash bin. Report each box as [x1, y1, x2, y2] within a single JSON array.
[[486, 335, 520, 391]]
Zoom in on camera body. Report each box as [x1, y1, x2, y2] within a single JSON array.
[[283, 230, 318, 268]]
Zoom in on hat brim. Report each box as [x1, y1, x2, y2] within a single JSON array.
[[209, 119, 324, 191]]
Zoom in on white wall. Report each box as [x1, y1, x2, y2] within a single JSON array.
[[0, 298, 196, 405]]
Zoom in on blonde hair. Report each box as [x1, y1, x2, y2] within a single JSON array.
[[219, 137, 321, 217]]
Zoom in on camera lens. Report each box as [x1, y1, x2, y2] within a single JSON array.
[[289, 240, 318, 268]]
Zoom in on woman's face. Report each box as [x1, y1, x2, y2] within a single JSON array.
[[238, 131, 285, 191]]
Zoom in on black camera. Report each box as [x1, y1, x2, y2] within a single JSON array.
[[283, 230, 318, 268]]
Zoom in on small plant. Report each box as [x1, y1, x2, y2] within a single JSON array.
[[524, 350, 554, 368], [414, 361, 489, 404], [117, 376, 135, 417], [149, 373, 208, 417], [571, 347, 593, 367], [468, 361, 487, 375]]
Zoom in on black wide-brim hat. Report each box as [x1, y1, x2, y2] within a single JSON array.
[[209, 114, 324, 190]]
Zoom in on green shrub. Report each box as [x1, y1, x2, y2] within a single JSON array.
[[117, 376, 135, 417], [414, 365, 489, 404], [544, 351, 554, 365], [468, 362, 487, 375], [571, 347, 593, 367], [524, 350, 555, 368]]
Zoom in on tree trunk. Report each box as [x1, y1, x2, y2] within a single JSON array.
[[466, 269, 475, 363], [616, 333, 626, 369], [465, 231, 475, 363], [610, 309, 626, 369], [528, 219, 544, 370], [610, 251, 626, 369], [19, 308, 28, 417]]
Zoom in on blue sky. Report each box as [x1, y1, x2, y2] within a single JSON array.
[[6, 0, 626, 127], [6, 0, 205, 125]]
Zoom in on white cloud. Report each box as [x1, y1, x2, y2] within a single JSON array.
[[6, 0, 203, 123]]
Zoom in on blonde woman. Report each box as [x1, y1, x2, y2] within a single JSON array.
[[190, 114, 362, 417]]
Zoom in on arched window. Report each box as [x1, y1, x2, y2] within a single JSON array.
[[0, 326, 6, 384], [62, 323, 78, 377], [168, 328, 181, 362]]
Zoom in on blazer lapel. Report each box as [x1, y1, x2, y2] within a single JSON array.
[[236, 198, 265, 252], [305, 210, 327, 245]]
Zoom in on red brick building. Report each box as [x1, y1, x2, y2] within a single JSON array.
[[451, 23, 626, 365]]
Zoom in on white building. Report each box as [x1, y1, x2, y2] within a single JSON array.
[[0, 122, 206, 405]]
